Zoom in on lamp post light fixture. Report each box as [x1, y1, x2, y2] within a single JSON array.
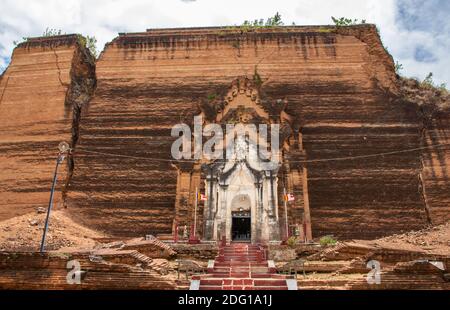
[[39, 141, 71, 253]]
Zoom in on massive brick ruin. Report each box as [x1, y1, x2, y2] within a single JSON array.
[[0, 25, 449, 243], [0, 35, 96, 220]]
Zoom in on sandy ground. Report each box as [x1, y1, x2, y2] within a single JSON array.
[[356, 221, 450, 256], [0, 209, 107, 252]]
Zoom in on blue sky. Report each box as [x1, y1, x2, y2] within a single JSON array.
[[0, 0, 449, 86]]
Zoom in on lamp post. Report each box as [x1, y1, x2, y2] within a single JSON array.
[[40, 142, 70, 253]]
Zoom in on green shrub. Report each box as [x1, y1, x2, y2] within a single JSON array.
[[238, 12, 285, 33], [77, 34, 98, 58], [85, 36, 98, 58], [319, 235, 337, 246], [207, 93, 217, 101], [42, 27, 63, 37], [395, 61, 404, 74], [253, 66, 262, 87], [13, 37, 29, 46], [13, 27, 63, 47], [421, 72, 448, 92], [287, 236, 298, 248], [242, 12, 284, 29], [331, 16, 366, 27], [265, 12, 284, 27]]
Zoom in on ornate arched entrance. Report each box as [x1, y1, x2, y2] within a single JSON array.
[[171, 77, 313, 244]]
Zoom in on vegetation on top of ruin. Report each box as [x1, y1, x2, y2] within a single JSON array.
[[241, 12, 284, 29], [13, 27, 63, 46], [394, 56, 450, 101], [229, 13, 369, 34], [331, 16, 366, 27], [12, 27, 98, 59], [420, 72, 448, 92], [329, 16, 449, 122], [395, 61, 404, 74], [222, 12, 288, 35], [5, 18, 448, 115], [12, 37, 29, 47], [398, 73, 449, 126], [77, 35, 98, 58], [42, 27, 64, 37]]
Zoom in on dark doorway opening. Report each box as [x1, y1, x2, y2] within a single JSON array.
[[232, 213, 251, 241]]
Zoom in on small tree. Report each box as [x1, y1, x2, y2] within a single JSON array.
[[331, 16, 366, 27], [241, 12, 285, 30], [395, 61, 404, 74], [42, 28, 63, 37], [421, 72, 447, 92], [13, 27, 63, 47], [13, 37, 29, 46], [86, 36, 98, 58], [77, 35, 98, 58], [423, 72, 434, 87], [266, 12, 284, 26]]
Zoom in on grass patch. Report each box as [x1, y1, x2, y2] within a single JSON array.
[[319, 235, 337, 246]]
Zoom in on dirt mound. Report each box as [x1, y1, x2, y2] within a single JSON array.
[[0, 210, 107, 252], [357, 222, 450, 256]]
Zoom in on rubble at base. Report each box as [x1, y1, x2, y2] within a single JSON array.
[[0, 221, 448, 290]]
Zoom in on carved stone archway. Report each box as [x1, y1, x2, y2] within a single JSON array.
[[171, 76, 313, 243]]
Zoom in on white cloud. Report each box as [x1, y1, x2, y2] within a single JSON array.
[[0, 0, 448, 85]]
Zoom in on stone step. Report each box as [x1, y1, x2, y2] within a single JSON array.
[[213, 267, 271, 273], [221, 250, 260, 253], [214, 262, 267, 267], [195, 272, 292, 280], [229, 272, 251, 278], [199, 273, 230, 278], [198, 284, 289, 290], [222, 255, 260, 258], [251, 286, 288, 290], [221, 254, 260, 256], [222, 249, 260, 253], [222, 248, 256, 251], [223, 248, 260, 250], [251, 273, 294, 279], [222, 253, 260, 256], [222, 279, 255, 285], [220, 260, 262, 263], [200, 279, 223, 286], [214, 265, 266, 270], [222, 247, 260, 251], [199, 285, 223, 290], [254, 279, 287, 286]]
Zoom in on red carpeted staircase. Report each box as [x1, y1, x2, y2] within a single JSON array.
[[191, 243, 296, 290]]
